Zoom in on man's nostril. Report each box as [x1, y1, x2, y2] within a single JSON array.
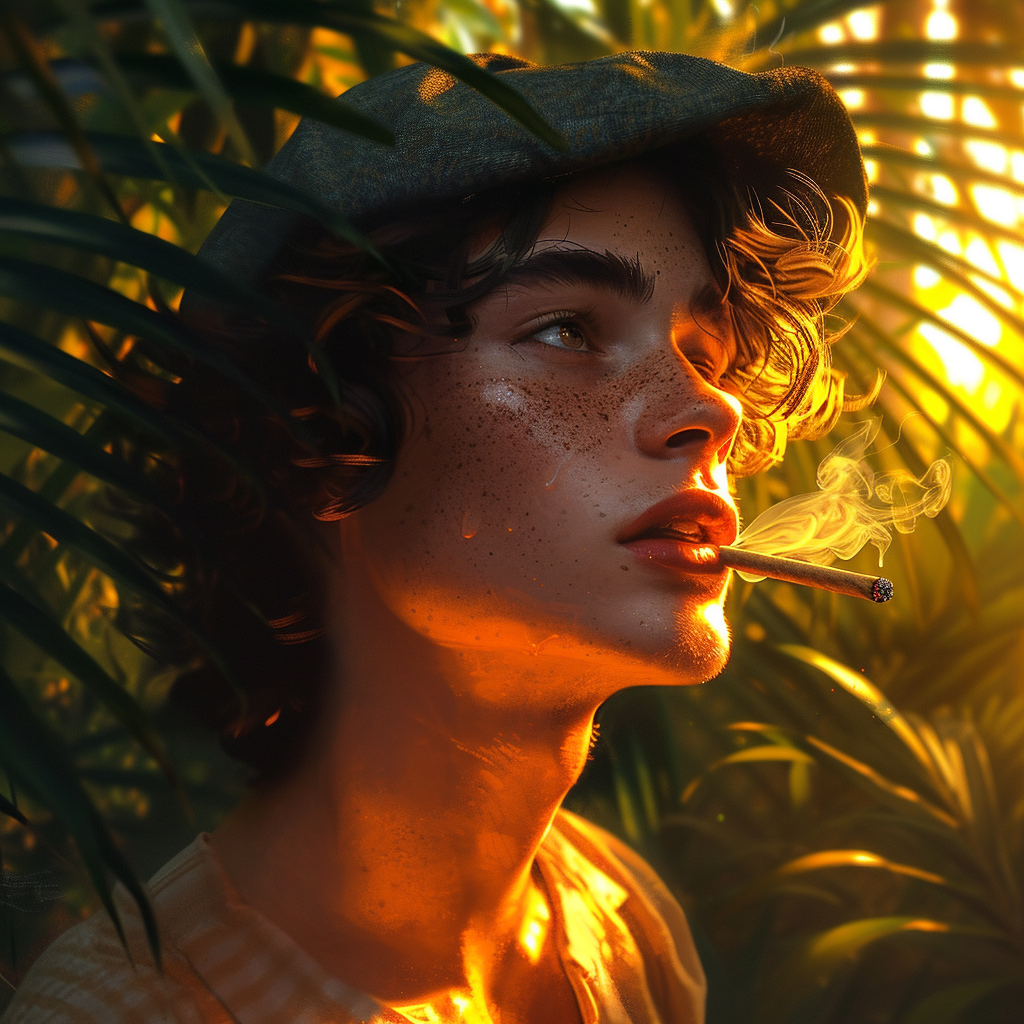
[[666, 427, 710, 449]]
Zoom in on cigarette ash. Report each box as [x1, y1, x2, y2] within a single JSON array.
[[734, 419, 951, 583]]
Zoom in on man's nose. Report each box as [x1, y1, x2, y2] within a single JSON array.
[[630, 353, 742, 478]]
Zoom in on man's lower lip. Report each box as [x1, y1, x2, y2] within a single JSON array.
[[621, 538, 725, 575]]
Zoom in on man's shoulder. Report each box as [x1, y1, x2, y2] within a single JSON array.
[[551, 807, 707, 1013], [0, 912, 184, 1024], [552, 807, 678, 906], [1, 837, 215, 1024]]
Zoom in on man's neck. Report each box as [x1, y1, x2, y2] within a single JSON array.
[[211, 564, 602, 1011]]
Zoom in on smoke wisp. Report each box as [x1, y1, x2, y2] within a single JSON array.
[[734, 420, 951, 582]]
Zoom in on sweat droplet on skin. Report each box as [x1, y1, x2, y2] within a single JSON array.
[[545, 454, 571, 490], [461, 510, 481, 539]]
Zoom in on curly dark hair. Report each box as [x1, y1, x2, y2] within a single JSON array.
[[111, 134, 873, 780]]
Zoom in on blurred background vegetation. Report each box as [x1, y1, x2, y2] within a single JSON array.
[[0, 1, 1020, 1021]]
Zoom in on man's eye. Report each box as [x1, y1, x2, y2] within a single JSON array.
[[530, 321, 589, 351]]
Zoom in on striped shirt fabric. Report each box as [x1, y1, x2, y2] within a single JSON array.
[[2, 810, 705, 1024]]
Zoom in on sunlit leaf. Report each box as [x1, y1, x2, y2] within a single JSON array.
[[682, 745, 815, 803], [776, 645, 939, 777]]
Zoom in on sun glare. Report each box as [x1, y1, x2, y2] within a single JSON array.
[[924, 173, 958, 206], [965, 237, 1000, 278], [995, 242, 1024, 291], [962, 97, 997, 129], [847, 9, 879, 41], [913, 212, 938, 241], [970, 184, 1019, 228], [941, 295, 1003, 348], [818, 22, 844, 44], [921, 91, 954, 120], [964, 140, 1009, 175], [925, 10, 957, 41], [701, 602, 730, 648], [918, 324, 985, 390]]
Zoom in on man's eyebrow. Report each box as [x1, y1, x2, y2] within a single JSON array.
[[499, 249, 657, 305]]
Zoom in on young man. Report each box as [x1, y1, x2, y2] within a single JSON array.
[[3, 51, 869, 1024]]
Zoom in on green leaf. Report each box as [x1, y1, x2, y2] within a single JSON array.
[[75, 1, 564, 147], [0, 197, 302, 329], [766, 915, 1002, 1020], [51, 0, 181, 184], [0, 321, 273, 498], [860, 147, 1024, 199], [0, 320, 178, 444], [114, 53, 395, 145], [0, 665, 160, 967], [898, 978, 1018, 1024], [0, 254, 307, 436], [0, 579, 176, 787], [682, 745, 815, 803], [207, 0, 567, 150], [841, 303, 1024, 484], [0, 390, 159, 504], [0, 787, 28, 825], [773, 849, 947, 886], [777, 645, 939, 772], [826, 73, 1024, 104], [5, 130, 381, 259], [0, 471, 175, 618], [870, 184, 1024, 249], [856, 279, 1024, 389], [0, 10, 126, 221], [142, 0, 258, 166], [781, 40, 1024, 68], [843, 343, 1024, 528], [853, 112, 1024, 151], [802, 732, 959, 829]]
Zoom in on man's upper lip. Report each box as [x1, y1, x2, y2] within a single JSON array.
[[616, 489, 738, 547]]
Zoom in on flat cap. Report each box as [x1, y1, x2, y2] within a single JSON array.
[[192, 50, 866, 295]]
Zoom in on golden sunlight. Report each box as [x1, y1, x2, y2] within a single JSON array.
[[846, 8, 879, 41], [925, 4, 957, 41], [917, 323, 985, 390], [970, 185, 1020, 228], [961, 97, 996, 129], [921, 91, 954, 120], [701, 602, 730, 648], [964, 140, 1009, 175]]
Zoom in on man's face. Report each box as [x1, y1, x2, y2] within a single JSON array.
[[340, 162, 742, 701]]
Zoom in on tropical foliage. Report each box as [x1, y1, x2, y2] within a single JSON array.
[[0, 1, 1021, 1021]]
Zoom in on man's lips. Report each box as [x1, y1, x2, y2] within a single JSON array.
[[616, 490, 738, 575]]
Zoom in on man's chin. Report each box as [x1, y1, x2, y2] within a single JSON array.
[[665, 599, 732, 685]]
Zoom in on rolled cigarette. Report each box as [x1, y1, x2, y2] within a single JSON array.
[[719, 546, 894, 603]]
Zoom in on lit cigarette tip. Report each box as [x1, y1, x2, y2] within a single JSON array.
[[718, 546, 894, 604]]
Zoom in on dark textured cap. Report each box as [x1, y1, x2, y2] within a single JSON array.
[[189, 50, 867, 303]]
